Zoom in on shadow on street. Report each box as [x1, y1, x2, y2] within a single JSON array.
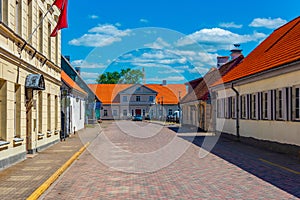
[[168, 126, 300, 198]]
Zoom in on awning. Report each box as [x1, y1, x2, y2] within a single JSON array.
[[25, 74, 45, 90]]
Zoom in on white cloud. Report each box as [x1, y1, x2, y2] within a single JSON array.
[[144, 37, 171, 49], [158, 69, 184, 74], [140, 18, 149, 23], [115, 22, 122, 27], [88, 15, 99, 19], [80, 72, 99, 79], [71, 60, 106, 69], [69, 24, 131, 47], [249, 17, 287, 29], [176, 28, 267, 51], [219, 22, 243, 28], [188, 67, 209, 75]]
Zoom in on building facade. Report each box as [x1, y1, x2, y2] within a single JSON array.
[[0, 0, 61, 169], [89, 83, 186, 120], [181, 54, 243, 131], [61, 56, 101, 123], [212, 17, 300, 152], [61, 71, 87, 138]]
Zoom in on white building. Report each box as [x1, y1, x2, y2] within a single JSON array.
[[61, 71, 87, 138]]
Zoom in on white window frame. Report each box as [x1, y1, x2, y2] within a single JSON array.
[[293, 86, 300, 120], [276, 89, 284, 120], [241, 95, 246, 119], [136, 96, 141, 102]]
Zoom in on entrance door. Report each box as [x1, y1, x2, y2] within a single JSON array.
[[135, 109, 141, 115], [199, 104, 205, 130], [26, 89, 33, 152]]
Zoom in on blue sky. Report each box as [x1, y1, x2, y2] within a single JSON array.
[[61, 0, 300, 84]]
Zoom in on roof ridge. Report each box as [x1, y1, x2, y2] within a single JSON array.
[[265, 18, 300, 53]]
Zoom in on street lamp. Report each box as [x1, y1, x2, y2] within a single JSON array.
[[161, 96, 164, 121]]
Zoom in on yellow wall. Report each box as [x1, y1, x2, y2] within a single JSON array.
[[215, 63, 300, 146], [0, 0, 62, 165]]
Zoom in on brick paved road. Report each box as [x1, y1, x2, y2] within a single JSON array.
[[42, 121, 300, 199]]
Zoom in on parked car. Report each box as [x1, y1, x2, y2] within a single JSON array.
[[166, 111, 181, 123], [132, 115, 143, 121]]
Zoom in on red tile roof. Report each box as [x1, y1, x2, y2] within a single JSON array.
[[88, 84, 187, 105], [61, 71, 87, 96], [213, 16, 300, 86], [88, 84, 132, 104], [146, 84, 187, 104], [181, 55, 243, 103]]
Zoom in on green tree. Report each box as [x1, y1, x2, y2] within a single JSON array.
[[119, 69, 143, 84], [96, 68, 143, 84]]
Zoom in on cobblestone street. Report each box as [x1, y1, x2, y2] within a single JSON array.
[[41, 121, 300, 199]]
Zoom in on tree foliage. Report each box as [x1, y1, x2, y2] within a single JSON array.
[[96, 68, 143, 84]]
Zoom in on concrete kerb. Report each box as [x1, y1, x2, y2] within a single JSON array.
[[26, 142, 90, 200]]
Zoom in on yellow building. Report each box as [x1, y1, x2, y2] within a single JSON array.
[[211, 16, 300, 155], [0, 0, 61, 169]]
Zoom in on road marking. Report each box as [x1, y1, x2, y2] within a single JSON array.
[[26, 142, 90, 200], [259, 158, 300, 175]]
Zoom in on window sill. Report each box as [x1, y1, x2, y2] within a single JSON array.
[[0, 140, 10, 150], [13, 137, 24, 147], [38, 133, 44, 140], [0, 140, 10, 146], [47, 131, 52, 137]]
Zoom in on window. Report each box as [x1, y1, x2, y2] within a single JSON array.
[[217, 99, 221, 118], [38, 91, 43, 132], [47, 94, 51, 130], [80, 100, 82, 120], [15, 0, 22, 35], [295, 87, 300, 120], [103, 110, 108, 117], [15, 85, 21, 137], [122, 96, 128, 102], [113, 110, 118, 116], [0, 80, 7, 140], [262, 92, 268, 119], [131, 110, 134, 116], [38, 11, 43, 52], [231, 97, 236, 118], [55, 95, 58, 129], [149, 96, 154, 102], [123, 109, 127, 116], [27, 0, 33, 43], [143, 109, 146, 116], [2, 0, 8, 25], [136, 96, 141, 102], [48, 23, 52, 59], [241, 95, 246, 119], [276, 89, 283, 119], [168, 109, 172, 115], [251, 94, 257, 119]]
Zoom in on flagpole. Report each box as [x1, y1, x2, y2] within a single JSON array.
[[19, 5, 54, 53]]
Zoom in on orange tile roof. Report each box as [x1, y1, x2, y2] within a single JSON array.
[[88, 84, 132, 104], [88, 84, 187, 105], [213, 16, 300, 86], [182, 55, 243, 103], [146, 84, 187, 104], [61, 71, 87, 96]]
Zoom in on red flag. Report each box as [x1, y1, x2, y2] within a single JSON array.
[[50, 0, 68, 37]]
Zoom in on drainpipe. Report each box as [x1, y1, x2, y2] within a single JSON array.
[[231, 83, 240, 140]]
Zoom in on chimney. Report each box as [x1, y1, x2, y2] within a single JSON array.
[[65, 55, 70, 61], [162, 80, 167, 86], [217, 56, 229, 68], [75, 67, 81, 75], [230, 44, 243, 60]]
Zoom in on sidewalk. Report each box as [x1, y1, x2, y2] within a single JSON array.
[[0, 126, 100, 200]]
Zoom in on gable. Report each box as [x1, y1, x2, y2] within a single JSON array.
[[119, 84, 158, 95]]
